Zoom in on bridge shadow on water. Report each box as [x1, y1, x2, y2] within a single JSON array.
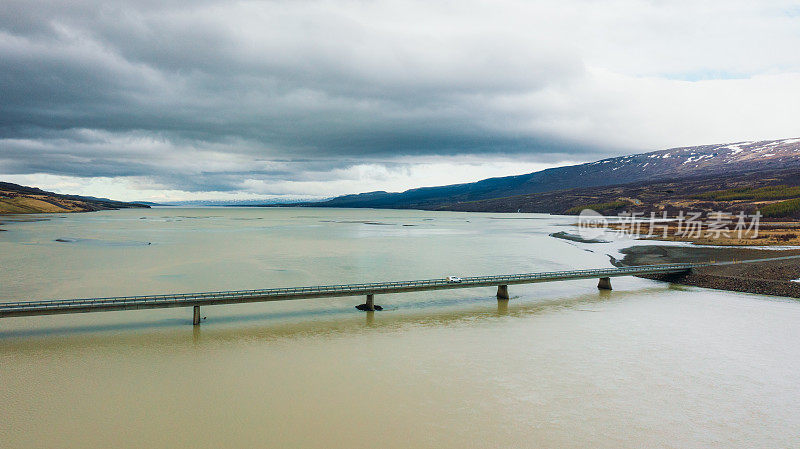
[[0, 284, 677, 351]]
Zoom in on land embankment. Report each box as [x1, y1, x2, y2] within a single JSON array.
[[0, 182, 149, 215], [617, 245, 800, 299], [598, 220, 800, 246]]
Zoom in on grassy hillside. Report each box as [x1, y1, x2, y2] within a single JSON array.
[[439, 168, 800, 218], [761, 198, 800, 218], [0, 182, 149, 215], [695, 185, 800, 201]]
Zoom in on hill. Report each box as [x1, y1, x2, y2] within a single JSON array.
[[439, 168, 800, 217], [310, 138, 800, 210], [0, 182, 150, 214]]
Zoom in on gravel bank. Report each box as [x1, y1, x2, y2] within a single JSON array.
[[616, 245, 800, 299]]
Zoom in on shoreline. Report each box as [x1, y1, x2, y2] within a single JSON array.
[[595, 220, 800, 246], [617, 245, 800, 299]]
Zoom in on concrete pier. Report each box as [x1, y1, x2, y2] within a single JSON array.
[[193, 305, 201, 325], [365, 294, 375, 311], [497, 285, 509, 300], [597, 277, 612, 290], [356, 293, 381, 311]]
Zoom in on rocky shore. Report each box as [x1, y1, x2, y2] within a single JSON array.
[[617, 245, 800, 299], [601, 220, 800, 246]]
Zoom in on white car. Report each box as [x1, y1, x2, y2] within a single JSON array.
[[446, 276, 462, 283]]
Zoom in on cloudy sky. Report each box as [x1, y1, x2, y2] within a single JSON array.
[[1, 0, 799, 202]]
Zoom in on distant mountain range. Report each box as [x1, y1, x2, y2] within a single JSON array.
[[163, 198, 313, 207], [299, 138, 800, 211], [0, 182, 150, 214], [443, 167, 800, 217]]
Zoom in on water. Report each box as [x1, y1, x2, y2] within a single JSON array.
[[1, 208, 799, 448]]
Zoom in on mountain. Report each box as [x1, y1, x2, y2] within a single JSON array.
[[440, 167, 800, 217], [0, 182, 150, 214], [166, 198, 316, 207], [310, 138, 800, 210]]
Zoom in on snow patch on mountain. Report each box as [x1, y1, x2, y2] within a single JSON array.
[[722, 145, 744, 154]]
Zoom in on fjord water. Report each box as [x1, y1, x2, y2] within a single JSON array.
[[1, 208, 799, 448]]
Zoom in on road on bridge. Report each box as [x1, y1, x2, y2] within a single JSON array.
[[2, 255, 799, 324]]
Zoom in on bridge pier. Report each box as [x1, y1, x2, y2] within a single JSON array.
[[598, 277, 612, 290], [366, 294, 374, 311], [356, 294, 382, 311], [497, 285, 509, 300], [192, 305, 201, 325]]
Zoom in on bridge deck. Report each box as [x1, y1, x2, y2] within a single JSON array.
[[2, 256, 799, 318]]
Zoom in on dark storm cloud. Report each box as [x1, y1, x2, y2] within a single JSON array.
[[3, 0, 798, 196], [0, 0, 608, 190]]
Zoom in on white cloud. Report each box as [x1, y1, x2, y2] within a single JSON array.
[[5, 157, 572, 202]]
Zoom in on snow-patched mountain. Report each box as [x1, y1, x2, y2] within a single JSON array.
[[579, 138, 800, 181], [316, 138, 800, 209]]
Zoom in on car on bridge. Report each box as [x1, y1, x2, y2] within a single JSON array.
[[446, 276, 462, 283]]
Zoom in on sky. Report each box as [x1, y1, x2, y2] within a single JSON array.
[[1, 0, 800, 202]]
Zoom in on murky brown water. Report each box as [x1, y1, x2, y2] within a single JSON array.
[[1, 208, 799, 448]]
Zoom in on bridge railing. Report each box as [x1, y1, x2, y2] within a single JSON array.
[[0, 262, 706, 311]]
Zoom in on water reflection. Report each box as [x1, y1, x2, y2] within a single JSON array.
[[192, 323, 201, 346], [0, 286, 649, 353], [496, 299, 509, 316]]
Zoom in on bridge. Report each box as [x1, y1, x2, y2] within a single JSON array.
[[2, 256, 798, 325]]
